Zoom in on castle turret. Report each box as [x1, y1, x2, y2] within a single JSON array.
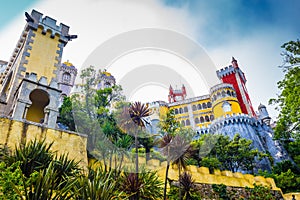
[[209, 83, 242, 119], [216, 57, 256, 117], [0, 9, 76, 128], [168, 84, 187, 103], [97, 70, 116, 90], [258, 103, 271, 126], [58, 61, 77, 97]]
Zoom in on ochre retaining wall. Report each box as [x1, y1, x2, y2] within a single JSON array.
[[0, 117, 88, 168]]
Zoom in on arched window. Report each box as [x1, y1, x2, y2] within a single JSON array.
[[179, 108, 183, 114], [62, 72, 71, 83], [197, 104, 202, 110], [200, 116, 204, 123], [207, 102, 212, 108], [26, 89, 50, 123], [210, 115, 214, 121], [195, 117, 199, 124], [104, 81, 111, 88], [202, 103, 207, 109], [227, 90, 231, 96], [217, 92, 221, 98], [184, 106, 188, 113], [186, 119, 190, 126], [221, 90, 226, 97], [231, 91, 236, 97], [192, 105, 197, 111], [181, 120, 185, 126], [174, 108, 178, 114], [205, 115, 210, 122], [213, 95, 217, 101], [222, 101, 232, 112]]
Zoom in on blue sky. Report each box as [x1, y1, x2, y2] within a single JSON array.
[[0, 0, 299, 119], [0, 0, 39, 29], [163, 0, 300, 47]]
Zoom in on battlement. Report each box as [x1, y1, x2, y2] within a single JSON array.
[[27, 10, 70, 38], [24, 72, 59, 90], [209, 113, 261, 133], [168, 94, 210, 107], [216, 65, 235, 79], [209, 83, 235, 95]]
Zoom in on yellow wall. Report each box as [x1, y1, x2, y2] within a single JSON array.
[[169, 99, 214, 128], [0, 117, 88, 169], [24, 27, 60, 83], [91, 157, 282, 192], [212, 97, 242, 119]]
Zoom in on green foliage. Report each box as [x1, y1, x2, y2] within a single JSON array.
[[0, 161, 23, 200], [194, 134, 266, 173], [212, 184, 231, 200], [200, 157, 221, 173], [15, 161, 79, 200], [76, 166, 121, 200], [179, 172, 202, 200], [285, 139, 300, 167], [159, 109, 180, 135], [273, 169, 300, 193], [245, 184, 276, 200], [57, 96, 76, 131], [269, 39, 300, 139], [272, 160, 299, 174], [119, 169, 164, 200], [4, 139, 54, 177], [167, 185, 202, 200]]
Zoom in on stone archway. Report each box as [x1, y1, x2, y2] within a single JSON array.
[[26, 89, 50, 123]]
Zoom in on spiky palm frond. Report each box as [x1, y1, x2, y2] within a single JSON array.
[[128, 102, 150, 127], [169, 135, 192, 174], [13, 161, 79, 200], [4, 139, 54, 177], [120, 170, 163, 200], [179, 171, 196, 200], [76, 166, 120, 200]]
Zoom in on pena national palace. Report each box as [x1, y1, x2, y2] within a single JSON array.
[[0, 9, 299, 199]]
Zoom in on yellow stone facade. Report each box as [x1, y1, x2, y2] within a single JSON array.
[[24, 26, 60, 84], [166, 83, 242, 133], [0, 117, 88, 169]]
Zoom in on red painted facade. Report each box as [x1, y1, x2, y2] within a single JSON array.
[[218, 58, 256, 117], [168, 85, 187, 103]]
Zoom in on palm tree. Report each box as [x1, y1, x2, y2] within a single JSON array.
[[128, 102, 150, 200], [160, 133, 173, 200], [169, 135, 192, 199], [4, 139, 54, 177], [179, 172, 196, 200], [120, 169, 163, 200], [115, 134, 133, 175], [4, 140, 81, 199]]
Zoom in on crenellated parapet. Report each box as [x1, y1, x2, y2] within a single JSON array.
[[209, 113, 261, 133], [25, 9, 72, 44], [168, 94, 210, 107], [11, 72, 61, 128], [216, 66, 236, 79]]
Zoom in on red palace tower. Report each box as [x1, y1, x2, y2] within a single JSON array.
[[216, 57, 256, 117]]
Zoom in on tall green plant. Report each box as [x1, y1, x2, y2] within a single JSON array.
[[4, 139, 54, 177]]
